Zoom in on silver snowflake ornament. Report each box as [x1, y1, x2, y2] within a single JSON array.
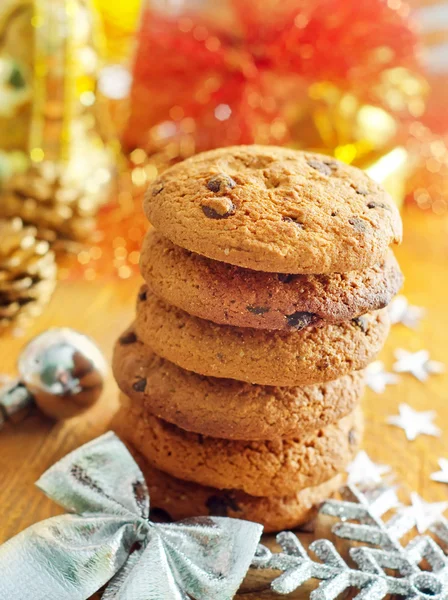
[[431, 459, 448, 485], [387, 403, 441, 441], [254, 485, 448, 599], [365, 361, 400, 393], [388, 295, 425, 329], [393, 348, 445, 382]]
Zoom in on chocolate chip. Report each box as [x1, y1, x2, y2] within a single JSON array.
[[349, 217, 367, 233], [348, 428, 357, 446], [246, 305, 270, 315], [138, 289, 147, 302], [206, 493, 240, 517], [352, 316, 368, 333], [367, 201, 391, 210], [150, 507, 173, 523], [351, 184, 369, 195], [317, 358, 330, 370], [132, 378, 147, 392], [119, 331, 137, 345], [206, 173, 236, 193], [282, 216, 304, 228], [323, 159, 339, 170], [278, 273, 295, 284], [286, 311, 316, 330], [307, 159, 332, 176], [201, 194, 236, 219], [151, 180, 164, 196]]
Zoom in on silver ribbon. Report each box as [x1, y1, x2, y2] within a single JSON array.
[[0, 432, 263, 600]]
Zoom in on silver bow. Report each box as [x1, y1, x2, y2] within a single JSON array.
[[0, 432, 262, 600]]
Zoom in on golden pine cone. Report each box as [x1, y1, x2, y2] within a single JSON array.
[[0, 161, 110, 241], [0, 217, 57, 331]]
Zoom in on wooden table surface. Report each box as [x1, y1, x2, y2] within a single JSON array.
[[1, 205, 448, 597]]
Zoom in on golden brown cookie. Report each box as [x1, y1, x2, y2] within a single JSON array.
[[135, 286, 390, 386], [114, 328, 365, 440], [141, 228, 403, 330], [128, 445, 345, 533], [144, 146, 402, 274], [113, 399, 363, 497]]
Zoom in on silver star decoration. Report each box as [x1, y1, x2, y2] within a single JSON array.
[[398, 492, 448, 534], [347, 450, 391, 485], [365, 360, 400, 393], [388, 295, 425, 328], [431, 459, 448, 484], [387, 403, 441, 441], [393, 348, 445, 382]]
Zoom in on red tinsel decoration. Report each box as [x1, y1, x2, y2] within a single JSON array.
[[123, 0, 420, 152]]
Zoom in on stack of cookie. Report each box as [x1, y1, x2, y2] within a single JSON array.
[[113, 146, 403, 532]]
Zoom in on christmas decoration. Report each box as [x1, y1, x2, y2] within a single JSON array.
[[398, 493, 448, 535], [0, 0, 115, 241], [254, 484, 448, 599], [0, 432, 262, 600], [124, 0, 422, 154], [393, 348, 445, 381], [0, 328, 107, 425], [365, 360, 400, 394], [388, 295, 426, 328], [347, 451, 391, 486], [431, 459, 448, 485], [387, 403, 441, 441], [403, 3, 448, 216], [92, 0, 141, 62], [405, 123, 448, 216], [1, 161, 111, 243], [0, 0, 33, 159], [0, 217, 56, 332]]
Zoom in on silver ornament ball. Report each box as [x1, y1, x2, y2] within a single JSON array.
[[18, 328, 108, 419]]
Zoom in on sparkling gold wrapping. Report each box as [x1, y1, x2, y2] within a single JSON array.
[[0, 0, 115, 239]]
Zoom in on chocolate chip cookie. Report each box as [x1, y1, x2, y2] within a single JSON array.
[[135, 286, 390, 386], [144, 145, 402, 274], [128, 445, 345, 533], [114, 328, 365, 440], [113, 399, 363, 497], [141, 228, 403, 330]]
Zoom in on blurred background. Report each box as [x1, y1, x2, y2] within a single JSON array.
[[0, 0, 447, 333]]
